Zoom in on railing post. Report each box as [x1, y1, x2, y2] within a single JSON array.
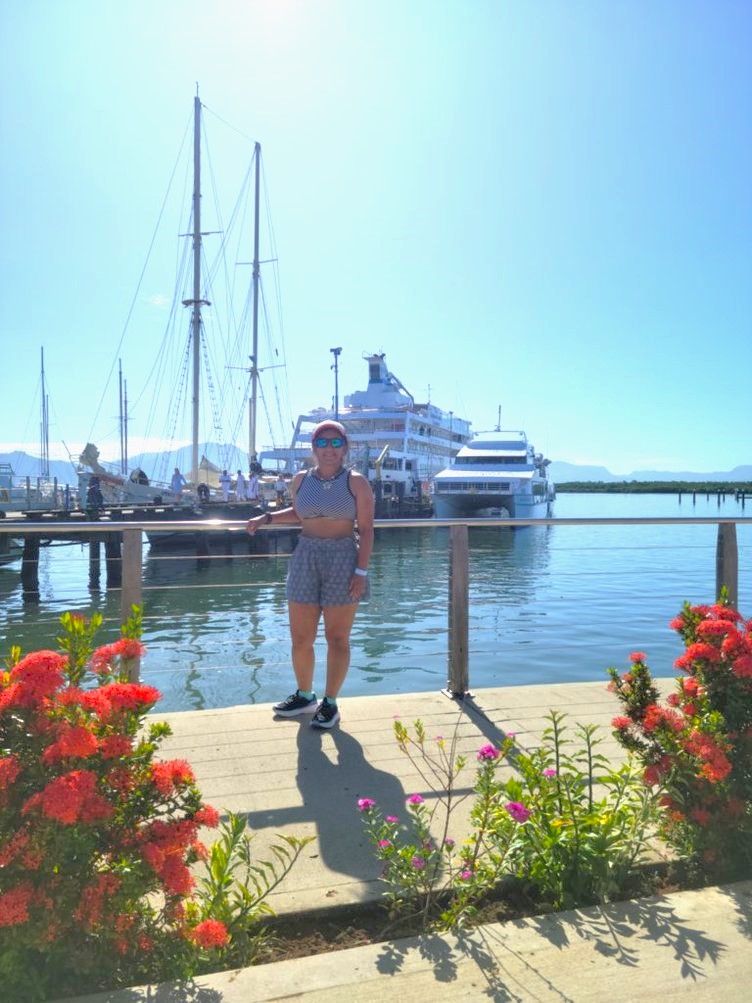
[[121, 529, 143, 683], [446, 523, 470, 698], [716, 523, 738, 609]]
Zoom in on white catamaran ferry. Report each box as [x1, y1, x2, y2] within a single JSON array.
[[431, 430, 555, 520]]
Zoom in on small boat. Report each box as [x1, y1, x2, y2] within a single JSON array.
[[431, 429, 555, 520], [268, 353, 472, 516], [0, 534, 23, 567]]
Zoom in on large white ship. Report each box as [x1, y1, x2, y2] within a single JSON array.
[[264, 353, 471, 511], [431, 430, 555, 520]]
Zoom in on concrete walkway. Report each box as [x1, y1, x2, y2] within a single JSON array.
[[58, 682, 752, 1001]]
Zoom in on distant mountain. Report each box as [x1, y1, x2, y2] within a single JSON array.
[[0, 444, 253, 488], [0, 450, 78, 487], [549, 461, 752, 484]]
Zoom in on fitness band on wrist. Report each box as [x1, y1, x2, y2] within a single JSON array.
[[354, 568, 368, 577]]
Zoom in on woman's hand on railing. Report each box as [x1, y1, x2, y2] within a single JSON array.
[[246, 513, 269, 536]]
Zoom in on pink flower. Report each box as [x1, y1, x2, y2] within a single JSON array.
[[407, 794, 425, 806], [386, 815, 399, 824], [477, 744, 500, 761], [505, 801, 531, 823], [542, 768, 557, 778], [378, 839, 392, 849], [357, 798, 376, 812], [459, 869, 472, 880], [443, 838, 455, 848], [411, 856, 426, 870]]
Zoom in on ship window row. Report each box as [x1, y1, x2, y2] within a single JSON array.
[[436, 482, 511, 492], [454, 456, 527, 466]]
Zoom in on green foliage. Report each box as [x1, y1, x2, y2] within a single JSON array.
[[358, 712, 657, 932], [188, 813, 314, 970], [488, 712, 658, 910]]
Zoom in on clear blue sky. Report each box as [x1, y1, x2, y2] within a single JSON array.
[[1, 0, 750, 475]]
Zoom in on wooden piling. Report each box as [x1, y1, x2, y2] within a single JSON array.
[[446, 523, 470, 698], [21, 536, 40, 597]]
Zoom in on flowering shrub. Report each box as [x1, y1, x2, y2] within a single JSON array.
[[0, 610, 310, 1001], [358, 713, 655, 930], [487, 711, 658, 910], [358, 719, 516, 930], [609, 599, 752, 881]]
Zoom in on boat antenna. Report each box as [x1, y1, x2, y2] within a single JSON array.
[[40, 347, 50, 479], [495, 405, 501, 432], [330, 347, 342, 418]]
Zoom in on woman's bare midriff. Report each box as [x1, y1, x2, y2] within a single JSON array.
[[299, 516, 355, 540]]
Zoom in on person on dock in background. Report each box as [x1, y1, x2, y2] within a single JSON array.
[[275, 473, 287, 505], [246, 470, 260, 502], [197, 482, 210, 502], [246, 419, 375, 729], [235, 469, 247, 501], [219, 469, 231, 502], [171, 467, 187, 497]]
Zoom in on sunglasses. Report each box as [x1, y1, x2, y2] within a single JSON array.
[[313, 436, 345, 448]]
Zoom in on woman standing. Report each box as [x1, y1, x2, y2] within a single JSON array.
[[246, 420, 374, 728]]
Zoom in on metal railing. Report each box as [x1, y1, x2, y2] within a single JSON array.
[[1, 515, 749, 697]]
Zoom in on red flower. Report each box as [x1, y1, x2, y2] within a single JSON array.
[[97, 682, 161, 712], [26, 770, 113, 825], [10, 650, 68, 704], [58, 723, 100, 758], [151, 759, 195, 795], [732, 654, 752, 679], [194, 804, 220, 828], [0, 882, 34, 927], [611, 715, 632, 731], [629, 651, 647, 663], [189, 918, 229, 948], [100, 734, 134, 759], [695, 620, 733, 640], [0, 754, 21, 789]]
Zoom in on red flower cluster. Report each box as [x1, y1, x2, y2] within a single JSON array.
[[22, 769, 114, 825], [0, 617, 228, 993], [189, 917, 230, 948], [610, 600, 752, 878]]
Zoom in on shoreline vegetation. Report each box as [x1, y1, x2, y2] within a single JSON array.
[[556, 481, 752, 495]]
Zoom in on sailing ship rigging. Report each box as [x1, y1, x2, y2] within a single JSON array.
[[78, 91, 292, 503]]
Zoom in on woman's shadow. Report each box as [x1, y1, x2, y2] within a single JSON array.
[[296, 724, 407, 884]]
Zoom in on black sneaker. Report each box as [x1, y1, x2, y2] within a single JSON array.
[[310, 700, 340, 729], [273, 691, 317, 717]]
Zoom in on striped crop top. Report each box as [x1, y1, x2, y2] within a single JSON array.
[[294, 468, 357, 520]]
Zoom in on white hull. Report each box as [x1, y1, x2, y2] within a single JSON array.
[[432, 491, 552, 520]]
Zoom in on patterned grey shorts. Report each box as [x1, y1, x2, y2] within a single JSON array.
[[286, 535, 368, 607]]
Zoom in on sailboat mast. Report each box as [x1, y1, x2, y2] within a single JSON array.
[[249, 142, 261, 463], [119, 359, 125, 474], [190, 94, 202, 486], [40, 347, 49, 479]]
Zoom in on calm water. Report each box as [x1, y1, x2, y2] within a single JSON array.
[[1, 492, 750, 712]]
